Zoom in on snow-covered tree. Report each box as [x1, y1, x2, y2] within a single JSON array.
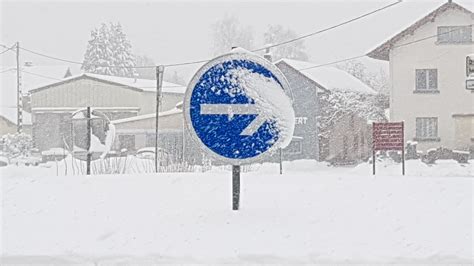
[[1, 133, 33, 158], [318, 90, 386, 139], [263, 25, 308, 61], [338, 60, 389, 96], [82, 22, 137, 77], [337, 60, 390, 111], [211, 16, 254, 55]]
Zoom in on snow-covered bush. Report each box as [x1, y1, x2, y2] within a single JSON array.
[[1, 133, 33, 158]]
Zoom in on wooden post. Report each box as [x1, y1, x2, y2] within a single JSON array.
[[86, 106, 91, 175], [155, 66, 164, 173], [232, 165, 240, 210]]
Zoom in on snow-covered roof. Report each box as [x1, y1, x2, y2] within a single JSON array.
[[27, 73, 186, 94], [85, 73, 186, 94], [0, 107, 32, 125], [276, 59, 376, 94], [367, 2, 473, 61], [112, 108, 182, 124]]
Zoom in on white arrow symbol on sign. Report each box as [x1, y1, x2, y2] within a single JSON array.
[[200, 104, 268, 136]]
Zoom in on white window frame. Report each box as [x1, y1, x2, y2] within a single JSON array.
[[415, 69, 438, 92], [437, 25, 473, 44], [415, 117, 439, 140]]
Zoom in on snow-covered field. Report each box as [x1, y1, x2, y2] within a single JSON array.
[[1, 160, 473, 264]]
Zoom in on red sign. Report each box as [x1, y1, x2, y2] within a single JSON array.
[[373, 122, 404, 151]]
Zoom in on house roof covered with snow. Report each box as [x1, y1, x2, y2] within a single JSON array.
[[276, 59, 376, 94], [367, 1, 473, 61], [28, 73, 186, 94]]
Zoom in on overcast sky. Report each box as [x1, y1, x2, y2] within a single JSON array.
[[1, 0, 472, 80]]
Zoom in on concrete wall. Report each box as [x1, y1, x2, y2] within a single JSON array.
[[389, 9, 474, 152]]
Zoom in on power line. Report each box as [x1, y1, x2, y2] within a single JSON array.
[[19, 46, 84, 66], [10, 22, 472, 79], [0, 44, 16, 55], [0, 68, 15, 74], [20, 69, 63, 81], [394, 24, 474, 48], [17, 0, 403, 69], [252, 0, 403, 52], [297, 23, 474, 72], [298, 55, 368, 71]]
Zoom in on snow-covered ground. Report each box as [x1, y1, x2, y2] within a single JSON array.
[[1, 159, 473, 264]]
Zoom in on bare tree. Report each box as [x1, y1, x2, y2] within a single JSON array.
[[263, 25, 308, 61], [211, 16, 254, 55]]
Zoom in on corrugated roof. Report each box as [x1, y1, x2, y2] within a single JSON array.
[[276, 59, 376, 94], [367, 1, 473, 61]]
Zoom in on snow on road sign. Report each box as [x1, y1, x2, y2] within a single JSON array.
[[184, 51, 295, 164]]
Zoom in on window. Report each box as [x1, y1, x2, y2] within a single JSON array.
[[416, 117, 438, 140], [437, 26, 472, 44], [416, 69, 438, 92]]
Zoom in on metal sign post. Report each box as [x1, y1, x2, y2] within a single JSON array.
[[232, 165, 240, 210], [183, 50, 294, 210], [372, 121, 405, 175]]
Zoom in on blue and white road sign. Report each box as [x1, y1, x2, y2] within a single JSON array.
[[184, 51, 294, 164]]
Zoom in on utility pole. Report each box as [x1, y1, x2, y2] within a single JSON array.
[[155, 65, 165, 173], [16, 42, 23, 133], [86, 106, 91, 175]]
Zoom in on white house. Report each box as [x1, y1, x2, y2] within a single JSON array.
[[368, 1, 474, 152]]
